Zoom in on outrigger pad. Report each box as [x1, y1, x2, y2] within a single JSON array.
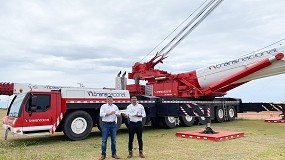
[[176, 129, 244, 142], [265, 118, 285, 123]]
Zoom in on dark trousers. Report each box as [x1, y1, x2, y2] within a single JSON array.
[[128, 121, 143, 151]]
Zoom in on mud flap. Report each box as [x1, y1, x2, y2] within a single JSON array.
[[4, 128, 9, 140]]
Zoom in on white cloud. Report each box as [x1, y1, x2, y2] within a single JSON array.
[[1, 0, 285, 102]]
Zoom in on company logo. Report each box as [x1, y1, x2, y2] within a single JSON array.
[[26, 118, 50, 123], [208, 48, 277, 70], [87, 91, 127, 97], [154, 90, 172, 94], [46, 86, 62, 89]]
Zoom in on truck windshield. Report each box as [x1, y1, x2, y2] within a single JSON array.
[[7, 93, 27, 118]]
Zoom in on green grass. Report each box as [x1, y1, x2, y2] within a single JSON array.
[[0, 109, 284, 160]]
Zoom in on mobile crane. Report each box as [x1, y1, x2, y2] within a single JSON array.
[[1, 0, 285, 141], [125, 0, 285, 128]]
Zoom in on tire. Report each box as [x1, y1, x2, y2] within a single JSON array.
[[163, 116, 176, 128], [227, 106, 236, 121], [151, 117, 164, 128], [142, 117, 147, 126], [125, 117, 146, 129], [124, 117, 130, 128], [63, 111, 93, 141], [97, 116, 122, 131], [179, 115, 195, 127], [197, 116, 207, 125], [215, 106, 225, 123]]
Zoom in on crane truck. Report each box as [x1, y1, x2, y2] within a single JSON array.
[[2, 0, 285, 141], [1, 45, 285, 141]]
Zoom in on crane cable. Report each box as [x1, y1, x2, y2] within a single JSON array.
[[247, 37, 285, 55], [161, 0, 224, 58], [158, 0, 217, 56], [228, 37, 285, 61], [139, 0, 209, 62]]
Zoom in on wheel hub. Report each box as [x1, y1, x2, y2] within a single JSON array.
[[229, 108, 234, 117], [185, 116, 193, 121], [71, 117, 87, 134], [167, 117, 176, 123], [218, 109, 224, 118]]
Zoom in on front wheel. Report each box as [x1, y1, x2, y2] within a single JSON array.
[[63, 111, 93, 141]]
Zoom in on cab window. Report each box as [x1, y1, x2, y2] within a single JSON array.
[[26, 94, 51, 112]]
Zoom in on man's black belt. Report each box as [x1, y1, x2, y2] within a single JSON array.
[[103, 121, 115, 124]]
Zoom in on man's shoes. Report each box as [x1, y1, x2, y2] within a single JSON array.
[[127, 151, 133, 158], [139, 150, 145, 158], [112, 154, 120, 159], [99, 155, 106, 160]]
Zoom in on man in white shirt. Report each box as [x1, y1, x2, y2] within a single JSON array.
[[124, 96, 146, 158], [99, 96, 121, 160]]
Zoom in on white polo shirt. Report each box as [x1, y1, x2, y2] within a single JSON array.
[[100, 103, 119, 122], [126, 103, 146, 122]]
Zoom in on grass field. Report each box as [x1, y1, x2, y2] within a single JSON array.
[[0, 109, 284, 160]]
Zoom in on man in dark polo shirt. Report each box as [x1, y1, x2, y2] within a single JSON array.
[[124, 96, 146, 158]]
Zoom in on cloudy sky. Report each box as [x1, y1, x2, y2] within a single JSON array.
[[1, 0, 285, 107]]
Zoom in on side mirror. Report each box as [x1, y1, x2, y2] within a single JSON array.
[[29, 95, 38, 116], [30, 106, 37, 112], [30, 95, 37, 107]]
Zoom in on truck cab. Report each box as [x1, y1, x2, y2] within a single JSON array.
[[3, 91, 61, 137]]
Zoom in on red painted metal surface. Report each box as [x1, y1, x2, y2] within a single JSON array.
[[176, 129, 245, 142], [265, 119, 285, 123], [0, 82, 14, 96], [128, 51, 284, 98], [203, 53, 284, 96], [127, 53, 202, 97]]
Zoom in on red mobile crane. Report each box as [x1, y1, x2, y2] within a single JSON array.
[[1, 0, 285, 141], [124, 0, 285, 129], [127, 49, 284, 98]]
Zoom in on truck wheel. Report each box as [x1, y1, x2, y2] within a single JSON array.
[[97, 116, 122, 131], [179, 116, 195, 127], [116, 116, 122, 131], [124, 117, 146, 128], [63, 111, 93, 141], [197, 116, 206, 125], [124, 117, 130, 128], [227, 106, 236, 121], [151, 117, 163, 128], [163, 116, 176, 128], [215, 106, 225, 123]]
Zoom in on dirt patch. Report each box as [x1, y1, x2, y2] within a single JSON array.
[[238, 111, 283, 119]]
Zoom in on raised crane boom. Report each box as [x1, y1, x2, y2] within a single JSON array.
[[0, 83, 71, 96], [127, 0, 285, 99], [128, 45, 285, 98]]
